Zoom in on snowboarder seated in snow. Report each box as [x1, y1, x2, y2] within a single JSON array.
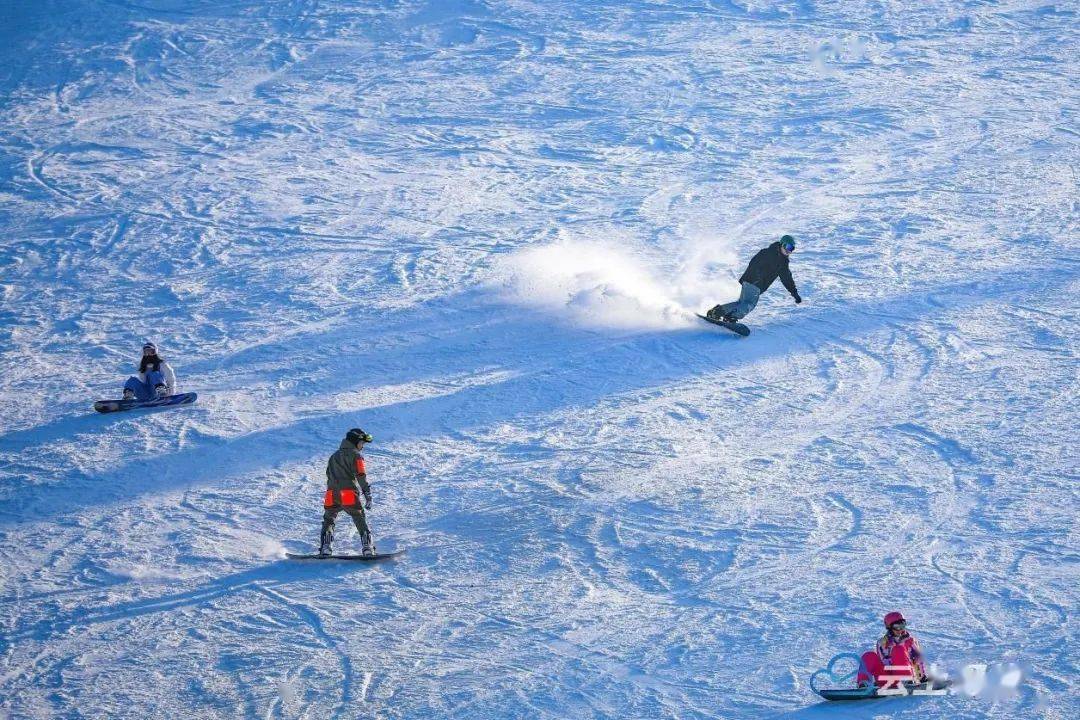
[[319, 428, 376, 557], [706, 235, 802, 323], [122, 342, 177, 400], [856, 611, 928, 687]]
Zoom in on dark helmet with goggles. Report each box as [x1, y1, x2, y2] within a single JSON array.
[[346, 428, 373, 445]]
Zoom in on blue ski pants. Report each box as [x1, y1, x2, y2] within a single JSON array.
[[124, 370, 166, 401]]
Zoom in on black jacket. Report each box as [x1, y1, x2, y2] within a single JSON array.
[[739, 241, 799, 297]]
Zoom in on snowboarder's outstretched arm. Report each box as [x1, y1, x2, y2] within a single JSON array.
[[779, 265, 801, 303]]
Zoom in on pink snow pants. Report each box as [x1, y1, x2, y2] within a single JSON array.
[[856, 646, 916, 686]]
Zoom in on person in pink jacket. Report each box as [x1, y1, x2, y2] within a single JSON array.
[[856, 611, 928, 686]]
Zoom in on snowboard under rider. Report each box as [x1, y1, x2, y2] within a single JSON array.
[[123, 342, 177, 400], [319, 428, 376, 557], [706, 235, 802, 323], [857, 611, 929, 686]]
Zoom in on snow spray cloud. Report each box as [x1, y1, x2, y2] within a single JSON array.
[[489, 232, 742, 330]]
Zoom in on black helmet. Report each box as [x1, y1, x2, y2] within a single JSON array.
[[346, 428, 373, 445]]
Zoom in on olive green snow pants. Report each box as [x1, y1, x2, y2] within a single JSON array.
[[320, 505, 371, 547]]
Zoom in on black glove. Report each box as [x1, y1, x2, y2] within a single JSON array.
[[793, 292, 802, 304], [364, 496, 372, 510]]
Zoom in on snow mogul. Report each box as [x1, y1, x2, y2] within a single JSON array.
[[706, 235, 802, 324], [122, 342, 177, 400], [319, 428, 376, 557], [857, 611, 929, 686]]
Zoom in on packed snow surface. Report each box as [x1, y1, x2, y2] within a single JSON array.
[[1, 0, 1078, 718]]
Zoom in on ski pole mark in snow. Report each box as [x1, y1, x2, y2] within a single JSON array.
[[26, 151, 77, 202], [359, 670, 372, 703]]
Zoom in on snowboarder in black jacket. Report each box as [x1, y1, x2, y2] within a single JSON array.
[[707, 235, 802, 323]]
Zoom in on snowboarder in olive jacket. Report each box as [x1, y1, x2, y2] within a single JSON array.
[[319, 428, 375, 556], [707, 235, 802, 323]]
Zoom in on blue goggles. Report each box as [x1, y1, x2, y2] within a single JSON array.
[[781, 240, 796, 252]]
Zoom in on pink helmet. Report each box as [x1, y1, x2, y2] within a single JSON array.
[[883, 611, 906, 627]]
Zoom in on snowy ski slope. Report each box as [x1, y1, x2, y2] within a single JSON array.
[[1, 0, 1077, 717]]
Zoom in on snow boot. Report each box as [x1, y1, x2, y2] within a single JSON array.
[[361, 532, 376, 557], [319, 525, 333, 557], [154, 383, 169, 398], [707, 306, 739, 323], [123, 388, 136, 400]]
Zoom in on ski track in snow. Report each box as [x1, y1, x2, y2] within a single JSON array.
[[1, 0, 1077, 718]]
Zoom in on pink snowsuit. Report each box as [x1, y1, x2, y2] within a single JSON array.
[[856, 631, 927, 685]]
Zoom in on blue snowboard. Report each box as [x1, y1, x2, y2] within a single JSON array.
[[816, 679, 952, 701], [94, 392, 198, 414]]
